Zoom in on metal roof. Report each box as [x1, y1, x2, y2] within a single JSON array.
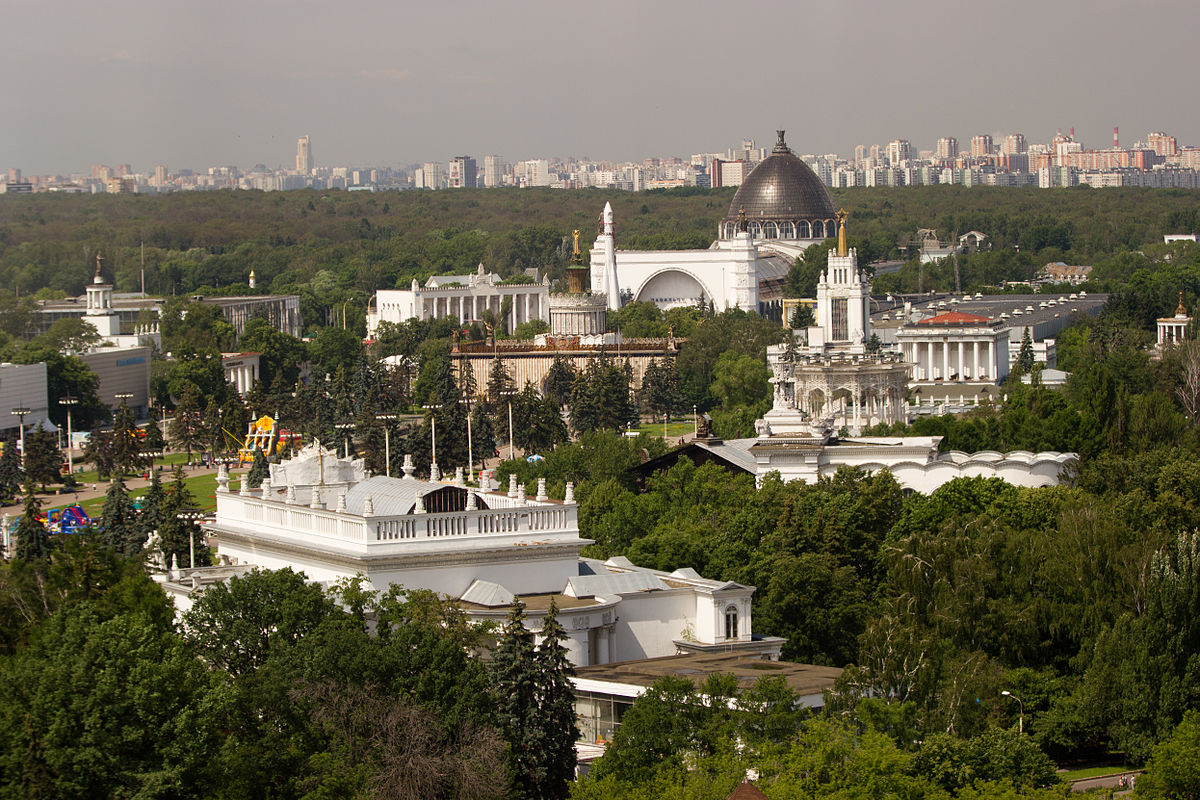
[[725, 132, 836, 223]]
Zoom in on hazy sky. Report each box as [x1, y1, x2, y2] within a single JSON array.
[[4, 0, 1199, 174]]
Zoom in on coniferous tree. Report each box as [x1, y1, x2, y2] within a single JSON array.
[[158, 466, 209, 568], [470, 402, 498, 468], [491, 599, 541, 800], [544, 354, 576, 409], [137, 468, 166, 545], [246, 448, 270, 489], [83, 425, 116, 479], [513, 383, 568, 455], [23, 423, 63, 488], [1017, 326, 1035, 374], [534, 601, 578, 800], [486, 356, 515, 405], [0, 435, 20, 504], [13, 481, 49, 561], [100, 477, 141, 555], [143, 406, 166, 453], [641, 358, 683, 423], [169, 386, 205, 460], [110, 401, 148, 477]]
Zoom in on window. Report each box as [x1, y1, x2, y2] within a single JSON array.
[[725, 606, 739, 640], [831, 298, 849, 340]]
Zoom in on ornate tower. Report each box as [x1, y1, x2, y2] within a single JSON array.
[[85, 252, 121, 339], [812, 210, 871, 353], [550, 230, 607, 337]]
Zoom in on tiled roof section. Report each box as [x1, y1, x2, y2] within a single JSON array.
[[916, 311, 991, 325], [727, 782, 770, 800]]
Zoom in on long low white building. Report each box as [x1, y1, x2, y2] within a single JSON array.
[[367, 266, 549, 337], [161, 444, 783, 666]]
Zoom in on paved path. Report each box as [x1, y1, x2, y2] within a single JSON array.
[[1070, 771, 1140, 793]]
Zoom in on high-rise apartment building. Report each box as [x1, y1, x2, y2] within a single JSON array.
[[422, 162, 443, 189], [854, 144, 867, 164], [886, 139, 912, 165], [970, 135, 993, 157], [935, 137, 958, 161], [296, 136, 312, 173], [1001, 134, 1027, 155], [1148, 132, 1178, 157], [448, 156, 477, 188], [483, 155, 503, 187], [153, 165, 168, 187]]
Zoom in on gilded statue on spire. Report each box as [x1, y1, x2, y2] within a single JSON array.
[[1178, 291, 1188, 317], [570, 229, 582, 265], [836, 209, 849, 257]]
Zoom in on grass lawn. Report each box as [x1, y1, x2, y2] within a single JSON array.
[[68, 452, 193, 486], [47, 471, 232, 517], [1059, 765, 1133, 781], [630, 420, 696, 438]]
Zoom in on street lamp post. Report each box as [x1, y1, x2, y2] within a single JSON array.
[[1001, 690, 1024, 734], [459, 398, 473, 478], [499, 389, 517, 461], [175, 509, 210, 569], [375, 414, 397, 477], [10, 408, 30, 470], [334, 422, 355, 459], [422, 404, 442, 473], [59, 396, 78, 475]]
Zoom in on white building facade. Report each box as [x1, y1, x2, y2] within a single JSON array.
[[166, 445, 783, 667], [367, 265, 550, 337]]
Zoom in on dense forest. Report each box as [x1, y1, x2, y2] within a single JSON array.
[[3, 185, 1200, 333]]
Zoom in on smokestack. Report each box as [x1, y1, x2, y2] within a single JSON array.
[[1070, 127, 1075, 139], [1114, 126, 1119, 148]]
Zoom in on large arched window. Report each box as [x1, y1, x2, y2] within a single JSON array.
[[780, 221, 796, 239], [763, 222, 779, 239], [797, 220, 811, 239], [725, 606, 739, 640], [811, 220, 824, 238]]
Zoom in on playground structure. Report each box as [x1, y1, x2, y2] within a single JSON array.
[[239, 415, 279, 465], [46, 505, 93, 535]]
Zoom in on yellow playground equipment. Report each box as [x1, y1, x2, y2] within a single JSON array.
[[239, 415, 278, 464]]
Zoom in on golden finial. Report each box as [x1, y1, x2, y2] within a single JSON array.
[[1178, 291, 1187, 317], [836, 209, 849, 257], [93, 251, 104, 284]]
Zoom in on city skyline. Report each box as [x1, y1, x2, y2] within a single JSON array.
[[3, 0, 1200, 174]]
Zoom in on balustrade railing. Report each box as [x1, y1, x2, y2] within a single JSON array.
[[216, 493, 576, 545]]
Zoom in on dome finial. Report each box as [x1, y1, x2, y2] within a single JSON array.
[[836, 209, 849, 257], [774, 130, 789, 154], [93, 251, 104, 284], [1178, 291, 1188, 317]]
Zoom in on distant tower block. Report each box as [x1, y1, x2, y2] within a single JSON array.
[[296, 135, 312, 173]]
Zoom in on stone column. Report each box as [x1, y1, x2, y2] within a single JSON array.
[[941, 341, 949, 382], [957, 341, 964, 380]]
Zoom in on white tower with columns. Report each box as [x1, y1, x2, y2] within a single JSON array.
[[85, 252, 121, 339], [808, 210, 870, 354]]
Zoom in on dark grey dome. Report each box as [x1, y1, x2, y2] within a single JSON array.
[[723, 132, 836, 239]]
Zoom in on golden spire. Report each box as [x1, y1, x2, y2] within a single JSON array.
[[1179, 291, 1187, 316], [570, 229, 582, 264], [836, 209, 849, 257]]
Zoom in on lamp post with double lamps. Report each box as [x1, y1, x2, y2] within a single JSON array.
[[59, 396, 78, 475], [10, 408, 29, 470], [421, 404, 442, 478], [375, 414, 397, 477], [499, 389, 517, 460], [334, 422, 355, 459], [174, 508, 210, 569]]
